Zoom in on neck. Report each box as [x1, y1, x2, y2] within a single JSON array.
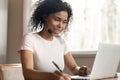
[[38, 30, 53, 41]]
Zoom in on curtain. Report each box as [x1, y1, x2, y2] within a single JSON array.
[[23, 0, 120, 51], [66, 0, 120, 51]]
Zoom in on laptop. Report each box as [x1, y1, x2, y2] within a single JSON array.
[[71, 43, 120, 80]]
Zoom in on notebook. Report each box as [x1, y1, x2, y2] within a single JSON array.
[[71, 43, 120, 80]]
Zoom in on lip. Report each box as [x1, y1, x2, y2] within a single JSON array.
[[53, 29, 62, 34], [54, 30, 60, 34]]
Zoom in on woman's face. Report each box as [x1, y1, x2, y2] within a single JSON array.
[[44, 11, 68, 36]]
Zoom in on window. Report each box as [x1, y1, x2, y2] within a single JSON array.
[[26, 0, 120, 51]]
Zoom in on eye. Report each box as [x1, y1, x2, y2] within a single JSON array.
[[63, 20, 68, 24], [54, 17, 60, 21]]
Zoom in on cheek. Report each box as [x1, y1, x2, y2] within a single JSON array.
[[50, 21, 59, 26], [45, 19, 57, 27]]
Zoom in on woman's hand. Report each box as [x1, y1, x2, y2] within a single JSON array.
[[78, 66, 91, 76], [51, 70, 71, 80]]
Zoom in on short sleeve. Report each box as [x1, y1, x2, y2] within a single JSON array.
[[18, 33, 34, 52], [64, 42, 70, 55], [58, 36, 70, 55]]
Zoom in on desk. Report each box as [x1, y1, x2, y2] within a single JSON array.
[[71, 73, 120, 80]]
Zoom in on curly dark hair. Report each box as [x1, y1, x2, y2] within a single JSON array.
[[30, 0, 73, 33]]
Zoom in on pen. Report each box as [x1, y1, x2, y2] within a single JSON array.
[[52, 61, 63, 72]]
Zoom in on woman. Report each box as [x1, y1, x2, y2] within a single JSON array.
[[19, 0, 90, 80]]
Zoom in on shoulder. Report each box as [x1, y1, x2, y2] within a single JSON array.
[[24, 32, 35, 37], [23, 32, 38, 39], [22, 32, 40, 43]]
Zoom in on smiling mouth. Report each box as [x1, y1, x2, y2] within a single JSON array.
[[54, 31, 60, 34], [53, 28, 62, 34], [55, 29, 63, 34]]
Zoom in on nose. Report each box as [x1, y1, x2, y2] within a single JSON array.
[[58, 22, 65, 29]]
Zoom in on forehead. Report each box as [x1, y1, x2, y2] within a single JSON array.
[[48, 11, 68, 20]]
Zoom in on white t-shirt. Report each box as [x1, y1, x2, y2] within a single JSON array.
[[19, 32, 69, 72]]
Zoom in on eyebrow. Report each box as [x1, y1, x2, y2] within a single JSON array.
[[54, 15, 68, 21]]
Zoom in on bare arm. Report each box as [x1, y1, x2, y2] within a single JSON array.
[[20, 50, 71, 80], [64, 52, 78, 74], [64, 52, 90, 76]]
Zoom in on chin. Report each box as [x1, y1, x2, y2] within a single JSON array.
[[53, 33, 60, 37]]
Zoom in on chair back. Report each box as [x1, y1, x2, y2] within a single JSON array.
[[0, 64, 24, 80]]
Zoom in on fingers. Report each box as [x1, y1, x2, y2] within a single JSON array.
[[61, 74, 71, 80], [53, 70, 71, 80], [62, 73, 71, 80], [78, 66, 91, 76]]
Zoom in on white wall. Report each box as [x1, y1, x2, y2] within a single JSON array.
[[0, 0, 8, 63]]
